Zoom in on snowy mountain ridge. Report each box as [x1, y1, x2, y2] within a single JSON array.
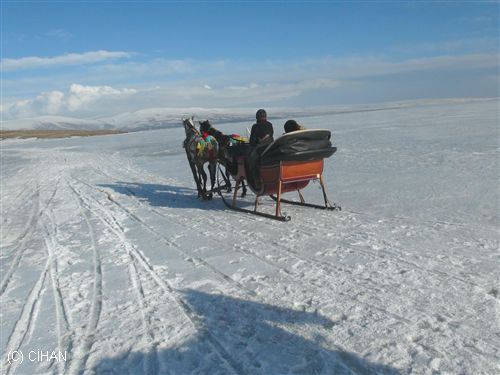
[[2, 97, 496, 132]]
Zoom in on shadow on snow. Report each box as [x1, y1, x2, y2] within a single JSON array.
[[94, 289, 401, 375], [98, 182, 227, 211]]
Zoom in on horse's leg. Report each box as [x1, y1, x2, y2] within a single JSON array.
[[186, 152, 203, 198], [240, 179, 247, 197], [219, 160, 231, 193], [193, 159, 207, 199], [224, 167, 232, 193], [209, 160, 217, 193], [198, 163, 209, 198]]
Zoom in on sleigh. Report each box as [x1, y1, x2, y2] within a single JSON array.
[[218, 129, 341, 221]]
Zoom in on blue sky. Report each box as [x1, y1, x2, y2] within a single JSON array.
[[1, 1, 498, 119]]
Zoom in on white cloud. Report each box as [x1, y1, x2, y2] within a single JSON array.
[[37, 90, 65, 114], [224, 83, 260, 91], [65, 83, 137, 111], [1, 50, 133, 71], [3, 84, 137, 118]]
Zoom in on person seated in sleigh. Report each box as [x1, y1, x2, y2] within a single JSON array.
[[283, 119, 305, 133]]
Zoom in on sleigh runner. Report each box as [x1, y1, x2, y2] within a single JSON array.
[[218, 129, 341, 221]]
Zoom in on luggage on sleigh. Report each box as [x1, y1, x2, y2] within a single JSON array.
[[219, 129, 341, 221]]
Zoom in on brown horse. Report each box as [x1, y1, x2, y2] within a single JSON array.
[[182, 117, 219, 199]]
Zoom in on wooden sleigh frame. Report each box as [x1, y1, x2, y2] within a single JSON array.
[[217, 129, 341, 221]]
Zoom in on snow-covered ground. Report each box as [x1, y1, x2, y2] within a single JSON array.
[[1, 99, 498, 375]]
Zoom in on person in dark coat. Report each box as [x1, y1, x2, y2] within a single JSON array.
[[247, 109, 274, 189], [249, 109, 274, 146]]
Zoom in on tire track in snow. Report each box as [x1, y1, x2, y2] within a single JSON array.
[[0, 175, 35, 213], [0, 186, 41, 296], [107, 178, 284, 278], [66, 179, 103, 375], [40, 206, 73, 374], [87, 166, 285, 288], [111, 181, 314, 288], [75, 176, 257, 298], [127, 260, 159, 375], [1, 179, 61, 296], [2, 259, 50, 375], [70, 175, 160, 374], [0, 180, 38, 247], [68, 178, 247, 375], [3, 177, 35, 205]]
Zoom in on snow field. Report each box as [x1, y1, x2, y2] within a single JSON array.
[[1, 99, 499, 374]]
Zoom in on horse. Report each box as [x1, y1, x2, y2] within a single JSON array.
[[199, 120, 247, 197], [182, 117, 219, 200]]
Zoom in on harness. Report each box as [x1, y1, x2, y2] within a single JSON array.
[[196, 135, 216, 159]]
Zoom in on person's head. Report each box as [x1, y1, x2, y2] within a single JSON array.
[[284, 119, 302, 133], [256, 109, 267, 122]]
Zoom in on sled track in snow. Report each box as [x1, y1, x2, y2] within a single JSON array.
[[40, 206, 73, 374], [1, 179, 61, 297], [88, 167, 296, 278], [0, 186, 41, 296], [0, 180, 38, 247], [66, 179, 104, 375], [3, 260, 50, 375], [75, 174, 257, 298], [68, 177, 248, 375], [128, 259, 159, 375], [2, 178, 76, 375], [0, 175, 36, 214]]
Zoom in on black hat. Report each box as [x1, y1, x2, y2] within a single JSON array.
[[256, 109, 267, 120]]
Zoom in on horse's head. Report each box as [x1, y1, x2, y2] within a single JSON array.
[[182, 117, 199, 137], [199, 120, 212, 134]]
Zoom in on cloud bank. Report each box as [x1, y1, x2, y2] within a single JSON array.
[[1, 50, 132, 71], [2, 51, 498, 120], [5, 84, 137, 118]]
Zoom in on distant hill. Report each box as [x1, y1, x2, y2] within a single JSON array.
[[2, 98, 495, 132]]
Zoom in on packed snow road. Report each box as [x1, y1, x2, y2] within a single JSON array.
[[1, 99, 498, 374]]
